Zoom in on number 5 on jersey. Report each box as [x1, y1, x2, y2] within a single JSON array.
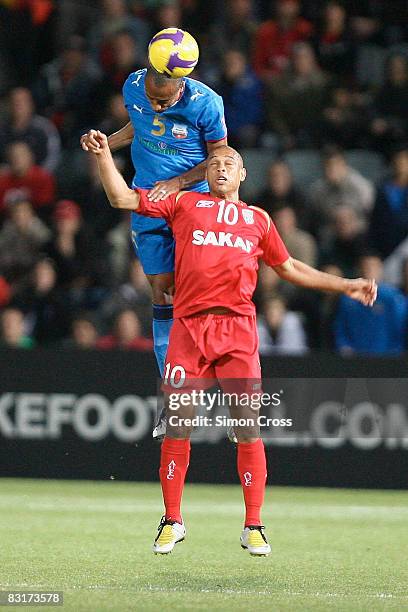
[[151, 114, 166, 136]]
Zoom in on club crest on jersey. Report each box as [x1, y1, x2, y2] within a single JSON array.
[[172, 123, 188, 139], [196, 200, 215, 208], [242, 209, 254, 224]]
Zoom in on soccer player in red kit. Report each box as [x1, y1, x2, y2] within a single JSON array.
[[91, 131, 377, 556]]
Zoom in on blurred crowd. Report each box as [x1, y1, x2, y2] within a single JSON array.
[[0, 0, 407, 356]]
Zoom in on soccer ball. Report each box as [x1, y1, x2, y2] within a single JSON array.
[[148, 28, 199, 78]]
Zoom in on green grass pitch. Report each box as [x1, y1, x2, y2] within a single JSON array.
[[0, 479, 407, 611]]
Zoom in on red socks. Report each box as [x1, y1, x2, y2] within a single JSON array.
[[237, 439, 267, 527], [159, 437, 266, 527], [159, 437, 190, 524]]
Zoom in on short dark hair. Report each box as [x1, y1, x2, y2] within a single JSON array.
[[146, 66, 182, 88]]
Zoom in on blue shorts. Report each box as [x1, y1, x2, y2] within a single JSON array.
[[130, 181, 209, 275], [131, 212, 174, 275]]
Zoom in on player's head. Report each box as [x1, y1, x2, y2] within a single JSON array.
[[145, 67, 184, 113], [206, 146, 246, 197]]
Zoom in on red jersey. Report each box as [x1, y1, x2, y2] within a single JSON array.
[[137, 189, 290, 318]]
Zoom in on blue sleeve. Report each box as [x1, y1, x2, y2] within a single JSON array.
[[198, 94, 227, 143]]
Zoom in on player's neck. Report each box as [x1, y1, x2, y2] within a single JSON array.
[[210, 189, 240, 203]]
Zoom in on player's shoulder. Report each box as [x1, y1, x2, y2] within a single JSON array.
[[175, 190, 212, 205], [123, 68, 147, 93], [246, 204, 272, 231], [184, 77, 223, 106]]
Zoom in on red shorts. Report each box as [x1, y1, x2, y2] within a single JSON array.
[[163, 313, 261, 393]]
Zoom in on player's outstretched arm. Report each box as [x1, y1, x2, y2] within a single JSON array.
[[81, 123, 134, 153], [274, 258, 377, 307], [92, 131, 140, 211]]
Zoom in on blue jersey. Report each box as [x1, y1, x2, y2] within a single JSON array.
[[123, 69, 227, 194]]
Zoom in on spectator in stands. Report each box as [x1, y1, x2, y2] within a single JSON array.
[[256, 160, 306, 225], [334, 253, 407, 355], [217, 49, 264, 148], [12, 258, 70, 346], [93, 30, 143, 119], [87, 0, 148, 65], [272, 205, 317, 267], [208, 0, 258, 68], [369, 147, 408, 259], [319, 87, 365, 149], [253, 0, 313, 79], [0, 191, 50, 282], [0, 142, 55, 216], [0, 276, 11, 308], [320, 205, 367, 277], [33, 36, 101, 141], [347, 0, 382, 44], [258, 295, 308, 355], [76, 152, 124, 238], [309, 146, 375, 239], [106, 212, 133, 284], [45, 199, 108, 294], [101, 259, 151, 334], [0, 306, 34, 349], [265, 42, 330, 148], [0, 0, 54, 86], [313, 1, 354, 80], [97, 308, 153, 350], [0, 87, 61, 173], [69, 312, 99, 349], [370, 54, 408, 155]]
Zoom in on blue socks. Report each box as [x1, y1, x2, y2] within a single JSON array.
[[152, 304, 173, 376]]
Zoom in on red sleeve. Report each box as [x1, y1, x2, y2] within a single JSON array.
[[136, 188, 178, 223], [259, 217, 290, 267]]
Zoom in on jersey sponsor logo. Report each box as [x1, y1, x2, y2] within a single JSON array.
[[133, 104, 143, 113], [196, 200, 215, 208], [242, 209, 254, 224], [192, 229, 254, 253], [191, 90, 204, 101], [172, 123, 188, 139], [138, 136, 179, 156]]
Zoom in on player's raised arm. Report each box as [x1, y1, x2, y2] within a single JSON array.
[[274, 257, 377, 307], [92, 131, 140, 210], [81, 122, 134, 153]]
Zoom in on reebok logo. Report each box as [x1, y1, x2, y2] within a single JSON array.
[[196, 200, 215, 208]]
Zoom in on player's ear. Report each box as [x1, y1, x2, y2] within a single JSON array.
[[240, 167, 247, 183]]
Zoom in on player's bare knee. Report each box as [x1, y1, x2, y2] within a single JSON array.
[[234, 426, 260, 443], [165, 400, 194, 439]]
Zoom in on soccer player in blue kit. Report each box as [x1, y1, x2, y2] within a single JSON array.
[[81, 39, 227, 436]]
